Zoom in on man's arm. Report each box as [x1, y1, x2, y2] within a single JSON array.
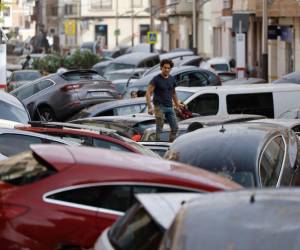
[[146, 84, 155, 115]]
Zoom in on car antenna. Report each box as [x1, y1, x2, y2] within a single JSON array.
[[219, 124, 226, 133]]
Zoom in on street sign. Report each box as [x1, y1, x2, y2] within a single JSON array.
[[147, 31, 158, 45], [64, 20, 76, 36]]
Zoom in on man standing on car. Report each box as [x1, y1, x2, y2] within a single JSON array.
[[146, 59, 184, 142]]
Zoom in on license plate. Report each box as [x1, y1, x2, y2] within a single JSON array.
[[88, 91, 110, 97]]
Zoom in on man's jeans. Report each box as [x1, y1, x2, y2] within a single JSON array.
[[154, 105, 178, 142]]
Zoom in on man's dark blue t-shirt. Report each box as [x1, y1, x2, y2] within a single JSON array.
[[150, 74, 176, 107]]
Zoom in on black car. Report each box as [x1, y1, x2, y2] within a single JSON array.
[[165, 122, 300, 187], [69, 97, 147, 120], [124, 66, 221, 98], [11, 70, 119, 122], [70, 113, 156, 140], [160, 189, 300, 250]]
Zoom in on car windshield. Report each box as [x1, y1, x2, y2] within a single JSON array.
[[105, 72, 132, 81], [0, 151, 56, 186], [12, 72, 41, 81], [62, 72, 105, 81], [176, 90, 194, 102], [212, 63, 229, 71], [105, 63, 136, 72], [122, 137, 161, 158], [109, 203, 164, 250], [216, 171, 256, 187], [0, 100, 30, 123]]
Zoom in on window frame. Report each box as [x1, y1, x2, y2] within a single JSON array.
[[90, 0, 112, 9], [258, 135, 287, 187], [43, 182, 203, 215]]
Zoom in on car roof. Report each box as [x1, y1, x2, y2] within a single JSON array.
[[159, 51, 194, 60], [170, 122, 289, 174], [104, 68, 148, 75], [72, 113, 155, 126], [176, 83, 300, 94], [31, 144, 241, 190], [131, 66, 207, 87], [174, 189, 300, 250], [136, 193, 201, 229], [179, 114, 266, 126], [80, 97, 146, 113], [224, 77, 266, 85], [248, 118, 300, 129], [112, 52, 159, 65]]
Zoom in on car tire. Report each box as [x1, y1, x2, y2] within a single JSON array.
[[38, 106, 56, 121]]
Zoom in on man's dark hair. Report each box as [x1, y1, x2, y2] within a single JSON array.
[[160, 59, 174, 69]]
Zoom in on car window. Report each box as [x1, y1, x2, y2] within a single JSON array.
[[37, 80, 54, 91], [114, 105, 144, 116], [47, 185, 132, 212], [227, 93, 274, 117], [0, 134, 43, 156], [96, 109, 114, 116], [187, 94, 219, 115], [179, 72, 208, 87], [259, 135, 286, 187], [0, 100, 30, 123], [52, 133, 92, 145], [175, 90, 194, 102], [93, 138, 131, 152], [279, 110, 298, 119], [13, 83, 38, 100], [212, 63, 229, 71], [108, 203, 164, 250], [46, 184, 196, 213], [0, 151, 56, 186]]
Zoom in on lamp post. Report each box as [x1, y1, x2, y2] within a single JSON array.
[[261, 0, 268, 82]]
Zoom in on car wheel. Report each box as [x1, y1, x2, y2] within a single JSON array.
[[38, 107, 56, 121]]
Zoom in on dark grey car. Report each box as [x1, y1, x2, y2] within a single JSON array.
[[11, 70, 119, 122], [160, 189, 300, 250], [124, 66, 221, 98], [165, 122, 300, 187]]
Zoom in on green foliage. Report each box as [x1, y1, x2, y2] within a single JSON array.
[[64, 49, 101, 70], [31, 50, 101, 74]]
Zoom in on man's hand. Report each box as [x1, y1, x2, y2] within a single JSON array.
[[148, 106, 154, 115], [175, 102, 185, 111]]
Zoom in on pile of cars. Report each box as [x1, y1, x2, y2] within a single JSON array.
[[3, 46, 300, 250]]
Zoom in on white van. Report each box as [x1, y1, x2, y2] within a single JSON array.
[[176, 83, 300, 118]]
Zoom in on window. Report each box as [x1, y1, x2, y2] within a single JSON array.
[[187, 94, 219, 115], [47, 184, 195, 212], [64, 4, 78, 15], [0, 100, 29, 123], [259, 136, 286, 187], [178, 71, 209, 87], [133, 0, 143, 7], [37, 80, 54, 91], [227, 93, 274, 117], [0, 152, 56, 186], [3, 7, 10, 17], [93, 138, 131, 152], [13, 84, 38, 100], [109, 204, 164, 250], [0, 134, 43, 157], [90, 0, 112, 9], [97, 109, 114, 116], [53, 134, 92, 146], [114, 105, 145, 116]]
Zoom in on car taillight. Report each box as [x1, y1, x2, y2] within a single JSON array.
[[61, 84, 82, 91], [0, 203, 29, 219], [131, 134, 142, 142]]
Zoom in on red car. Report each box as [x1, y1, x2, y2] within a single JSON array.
[[15, 122, 158, 157], [0, 144, 241, 250]]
